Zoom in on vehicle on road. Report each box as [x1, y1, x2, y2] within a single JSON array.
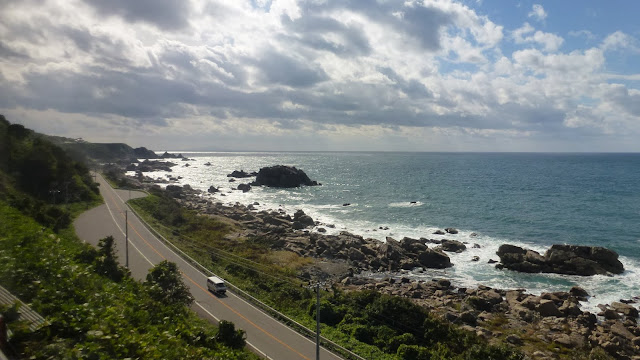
[[206, 276, 227, 295]]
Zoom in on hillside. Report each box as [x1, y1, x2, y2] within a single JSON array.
[[0, 115, 256, 359], [43, 133, 159, 164]]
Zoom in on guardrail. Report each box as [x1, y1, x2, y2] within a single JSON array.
[[125, 201, 366, 360]]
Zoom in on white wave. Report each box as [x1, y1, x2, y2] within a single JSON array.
[[389, 201, 425, 208]]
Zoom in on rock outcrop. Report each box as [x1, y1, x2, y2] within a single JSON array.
[[133, 147, 159, 159], [227, 170, 257, 178], [252, 165, 320, 188], [136, 159, 177, 172], [236, 183, 251, 193], [496, 244, 624, 276]]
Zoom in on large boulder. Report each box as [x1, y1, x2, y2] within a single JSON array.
[[253, 165, 320, 188], [227, 170, 257, 178], [437, 239, 467, 253], [417, 249, 452, 269], [292, 209, 315, 229], [496, 244, 624, 276], [237, 183, 251, 193], [545, 245, 624, 275]]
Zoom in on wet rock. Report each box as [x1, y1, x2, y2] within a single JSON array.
[[569, 286, 590, 301], [445, 227, 459, 234], [237, 183, 251, 192], [437, 239, 467, 253]]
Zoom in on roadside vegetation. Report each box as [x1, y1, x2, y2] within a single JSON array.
[[0, 115, 255, 359], [129, 189, 525, 360]]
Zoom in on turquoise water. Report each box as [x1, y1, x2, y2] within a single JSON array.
[[140, 152, 640, 311]]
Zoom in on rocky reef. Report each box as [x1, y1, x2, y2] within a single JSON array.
[[496, 244, 625, 276], [252, 165, 320, 188]]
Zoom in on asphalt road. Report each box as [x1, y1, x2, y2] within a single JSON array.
[[73, 174, 344, 360]]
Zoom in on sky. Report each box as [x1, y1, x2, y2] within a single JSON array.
[[1, 0, 640, 152]]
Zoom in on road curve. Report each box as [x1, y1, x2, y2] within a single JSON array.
[[74, 174, 343, 360]]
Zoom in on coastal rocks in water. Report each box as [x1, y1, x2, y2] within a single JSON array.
[[292, 210, 315, 230], [227, 170, 257, 178], [569, 286, 590, 301], [417, 248, 452, 269], [445, 227, 459, 234], [496, 244, 625, 276], [237, 183, 251, 193], [436, 239, 467, 253], [160, 151, 184, 159], [208, 185, 219, 193], [252, 165, 320, 188], [137, 159, 177, 172]]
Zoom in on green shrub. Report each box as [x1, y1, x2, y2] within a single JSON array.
[[387, 333, 417, 353], [145, 260, 194, 307], [217, 320, 246, 349]]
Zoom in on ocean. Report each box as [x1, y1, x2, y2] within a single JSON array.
[[133, 152, 640, 312]]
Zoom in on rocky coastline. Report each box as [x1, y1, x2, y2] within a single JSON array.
[[114, 163, 640, 359]]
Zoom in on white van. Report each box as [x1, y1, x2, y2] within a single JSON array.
[[206, 276, 227, 295]]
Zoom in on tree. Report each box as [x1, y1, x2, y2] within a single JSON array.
[[216, 320, 246, 349], [95, 236, 126, 282], [144, 260, 193, 306]]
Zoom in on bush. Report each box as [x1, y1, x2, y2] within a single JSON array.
[[387, 333, 417, 354], [308, 299, 345, 326], [216, 320, 246, 349], [145, 260, 194, 307], [95, 236, 127, 282]]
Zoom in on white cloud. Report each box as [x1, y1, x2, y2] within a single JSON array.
[[0, 0, 639, 151], [513, 23, 563, 52], [528, 4, 547, 22], [600, 31, 638, 52]]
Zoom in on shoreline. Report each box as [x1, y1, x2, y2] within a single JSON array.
[[122, 166, 640, 359]]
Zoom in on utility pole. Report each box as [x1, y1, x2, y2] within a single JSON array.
[[308, 279, 327, 360], [316, 281, 320, 360], [125, 210, 129, 268]]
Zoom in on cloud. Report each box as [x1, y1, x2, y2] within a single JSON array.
[[0, 0, 639, 151], [513, 23, 563, 52], [0, 41, 29, 59], [600, 31, 638, 52], [83, 0, 191, 30], [528, 4, 547, 22], [281, 14, 372, 56], [254, 50, 329, 88]]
